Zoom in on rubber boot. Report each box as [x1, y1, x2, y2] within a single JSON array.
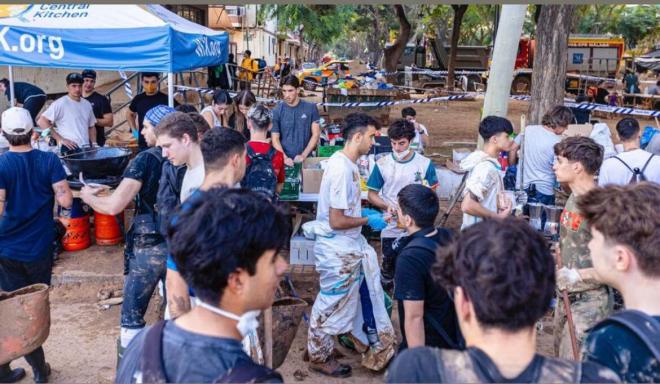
[[23, 347, 50, 383], [116, 337, 125, 370], [0, 363, 26, 383]]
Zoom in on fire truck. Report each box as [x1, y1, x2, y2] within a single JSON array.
[[510, 35, 625, 94]]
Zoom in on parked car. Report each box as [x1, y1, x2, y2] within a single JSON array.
[[297, 60, 352, 91]]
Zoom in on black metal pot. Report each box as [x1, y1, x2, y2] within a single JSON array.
[[60, 147, 131, 179]]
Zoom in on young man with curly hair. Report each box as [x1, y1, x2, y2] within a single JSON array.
[[386, 218, 619, 383]]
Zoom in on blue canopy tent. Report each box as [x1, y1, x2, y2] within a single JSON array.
[[0, 4, 228, 106]]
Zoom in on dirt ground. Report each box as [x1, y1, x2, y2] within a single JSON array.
[[11, 96, 650, 383]]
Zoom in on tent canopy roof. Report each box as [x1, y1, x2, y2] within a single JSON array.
[[0, 4, 228, 72]]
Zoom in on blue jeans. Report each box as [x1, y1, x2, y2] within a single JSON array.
[[120, 238, 167, 329], [526, 187, 556, 230], [359, 279, 376, 331], [526, 188, 556, 206]]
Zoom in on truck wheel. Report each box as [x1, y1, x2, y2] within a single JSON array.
[[466, 74, 483, 92], [511, 76, 531, 95], [302, 78, 317, 91]]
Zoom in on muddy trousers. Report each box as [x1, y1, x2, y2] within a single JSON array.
[[120, 241, 167, 332], [553, 287, 611, 359], [380, 238, 396, 287], [0, 251, 53, 378]]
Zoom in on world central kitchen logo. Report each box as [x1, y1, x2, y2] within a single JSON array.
[[0, 5, 33, 19], [0, 26, 64, 59], [0, 5, 93, 60]]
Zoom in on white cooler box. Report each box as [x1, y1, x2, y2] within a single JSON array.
[[290, 235, 316, 266]]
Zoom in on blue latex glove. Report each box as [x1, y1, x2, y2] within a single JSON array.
[[367, 214, 387, 231], [361, 208, 381, 218]]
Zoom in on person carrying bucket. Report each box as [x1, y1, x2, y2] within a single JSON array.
[[0, 107, 73, 383], [79, 105, 176, 365]]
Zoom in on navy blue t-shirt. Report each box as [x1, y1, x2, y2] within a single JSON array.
[[0, 150, 67, 261], [271, 100, 320, 159], [583, 315, 660, 383], [4, 82, 45, 104], [116, 321, 267, 383], [394, 227, 459, 350]]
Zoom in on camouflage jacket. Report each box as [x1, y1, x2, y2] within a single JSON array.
[[559, 194, 600, 292]]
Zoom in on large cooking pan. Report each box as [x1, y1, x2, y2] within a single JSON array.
[[60, 147, 131, 179]]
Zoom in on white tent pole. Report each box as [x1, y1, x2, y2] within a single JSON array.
[[8, 65, 15, 107], [167, 72, 174, 107]]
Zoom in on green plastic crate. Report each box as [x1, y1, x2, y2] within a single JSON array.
[[318, 145, 343, 158]]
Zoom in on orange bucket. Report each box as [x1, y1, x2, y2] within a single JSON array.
[[94, 211, 124, 246], [59, 216, 91, 252]]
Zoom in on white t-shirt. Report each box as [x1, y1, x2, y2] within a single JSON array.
[[461, 151, 503, 229], [598, 149, 660, 186], [201, 106, 222, 128], [42, 95, 96, 146], [515, 125, 562, 196], [180, 162, 205, 202], [366, 152, 438, 238], [410, 123, 428, 154], [316, 151, 362, 238]]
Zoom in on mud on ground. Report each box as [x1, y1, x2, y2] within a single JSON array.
[[14, 97, 642, 383]]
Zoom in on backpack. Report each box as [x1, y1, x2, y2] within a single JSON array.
[[156, 162, 186, 237], [139, 321, 282, 384], [431, 348, 584, 383], [589, 309, 660, 361], [612, 154, 654, 184], [242, 146, 277, 199]]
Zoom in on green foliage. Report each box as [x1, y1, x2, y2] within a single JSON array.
[[573, 4, 659, 48], [258, 5, 353, 47]]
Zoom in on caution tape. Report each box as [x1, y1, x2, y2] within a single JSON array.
[[376, 69, 486, 76], [174, 84, 659, 117], [173, 84, 473, 107], [509, 94, 659, 117]]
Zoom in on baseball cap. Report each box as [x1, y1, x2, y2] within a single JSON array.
[[81, 69, 97, 80], [66, 72, 84, 85], [1, 107, 33, 135], [144, 105, 176, 127]]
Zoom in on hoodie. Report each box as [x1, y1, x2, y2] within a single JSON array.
[[460, 150, 503, 229]]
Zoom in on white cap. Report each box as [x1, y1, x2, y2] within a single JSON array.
[[1, 107, 33, 135]]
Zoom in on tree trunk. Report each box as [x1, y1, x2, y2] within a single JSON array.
[[383, 5, 411, 76], [367, 6, 384, 67], [447, 5, 468, 91], [529, 5, 575, 125]]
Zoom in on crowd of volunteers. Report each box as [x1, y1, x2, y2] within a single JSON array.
[[0, 68, 658, 384]]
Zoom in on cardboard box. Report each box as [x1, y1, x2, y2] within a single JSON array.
[[290, 235, 316, 265], [564, 124, 593, 138], [302, 157, 328, 194]]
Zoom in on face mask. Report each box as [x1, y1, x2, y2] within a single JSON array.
[[393, 148, 410, 161], [144, 83, 157, 94], [194, 298, 261, 337]]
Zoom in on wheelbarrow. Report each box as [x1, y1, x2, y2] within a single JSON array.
[[0, 284, 51, 365], [258, 297, 308, 369]]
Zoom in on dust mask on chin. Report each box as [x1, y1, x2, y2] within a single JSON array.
[[393, 148, 411, 161], [194, 298, 261, 337]]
